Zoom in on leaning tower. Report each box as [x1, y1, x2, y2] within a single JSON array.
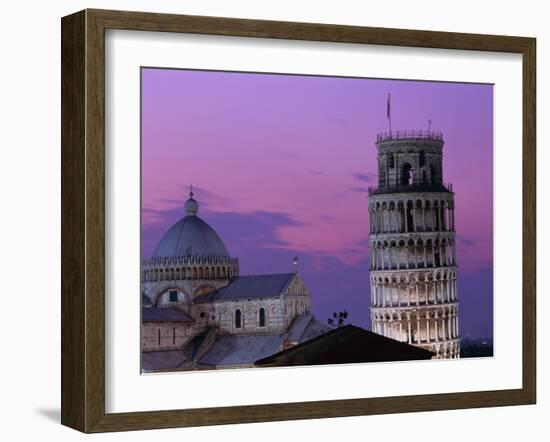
[[368, 130, 460, 359]]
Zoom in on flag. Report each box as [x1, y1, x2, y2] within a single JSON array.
[[387, 93, 391, 120]]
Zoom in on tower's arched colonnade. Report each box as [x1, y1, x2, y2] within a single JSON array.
[[368, 131, 460, 359]]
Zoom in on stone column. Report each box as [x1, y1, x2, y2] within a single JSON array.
[[407, 313, 412, 344], [369, 209, 373, 233], [426, 312, 431, 342], [397, 283, 401, 306], [425, 281, 429, 305], [455, 312, 460, 337], [434, 311, 440, 341]]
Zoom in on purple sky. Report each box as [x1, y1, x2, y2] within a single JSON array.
[[141, 68, 493, 340]]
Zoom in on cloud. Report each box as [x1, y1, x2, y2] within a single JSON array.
[[349, 186, 370, 193], [309, 170, 327, 176], [351, 172, 377, 184], [329, 116, 352, 126], [279, 151, 303, 159], [457, 235, 476, 247], [141, 205, 307, 260]]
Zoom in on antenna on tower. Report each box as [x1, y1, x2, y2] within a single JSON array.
[[428, 119, 432, 133], [189, 183, 194, 198]]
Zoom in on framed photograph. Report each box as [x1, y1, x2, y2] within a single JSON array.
[[61, 9, 536, 433]]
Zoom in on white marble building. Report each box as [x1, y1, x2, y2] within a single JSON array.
[[368, 130, 461, 359], [141, 191, 329, 371]]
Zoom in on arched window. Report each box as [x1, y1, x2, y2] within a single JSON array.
[[401, 163, 413, 186], [388, 153, 395, 169], [259, 308, 266, 327], [235, 309, 242, 329]]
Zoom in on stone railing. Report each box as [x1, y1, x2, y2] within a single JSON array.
[[368, 182, 453, 195], [376, 130, 443, 142]]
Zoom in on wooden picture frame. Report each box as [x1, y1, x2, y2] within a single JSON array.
[[61, 8, 536, 433]]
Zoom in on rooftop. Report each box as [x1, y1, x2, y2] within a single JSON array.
[[376, 130, 443, 143], [142, 307, 194, 322], [194, 273, 296, 303], [141, 313, 331, 372], [255, 325, 435, 367]]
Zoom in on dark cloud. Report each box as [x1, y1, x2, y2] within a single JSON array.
[[351, 172, 377, 184]]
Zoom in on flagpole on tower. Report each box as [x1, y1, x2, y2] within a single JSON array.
[[387, 93, 392, 134]]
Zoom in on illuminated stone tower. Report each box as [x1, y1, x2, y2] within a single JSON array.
[[368, 130, 460, 359]]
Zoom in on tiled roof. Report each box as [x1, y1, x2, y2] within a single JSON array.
[[286, 313, 331, 343], [195, 273, 296, 303], [142, 307, 194, 322], [197, 334, 286, 367], [142, 350, 190, 372]]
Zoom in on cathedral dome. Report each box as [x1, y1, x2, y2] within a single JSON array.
[[152, 192, 229, 259]]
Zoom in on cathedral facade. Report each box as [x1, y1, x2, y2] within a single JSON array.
[[368, 130, 461, 359], [141, 192, 330, 371]]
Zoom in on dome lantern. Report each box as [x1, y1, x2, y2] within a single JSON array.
[[184, 190, 199, 216]]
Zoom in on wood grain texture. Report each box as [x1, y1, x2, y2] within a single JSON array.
[[61, 10, 86, 432], [60, 8, 537, 433]]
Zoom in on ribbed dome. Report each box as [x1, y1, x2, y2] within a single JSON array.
[[152, 193, 229, 259]]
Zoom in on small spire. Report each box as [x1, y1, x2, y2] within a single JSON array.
[[292, 256, 299, 273], [185, 185, 199, 216]]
